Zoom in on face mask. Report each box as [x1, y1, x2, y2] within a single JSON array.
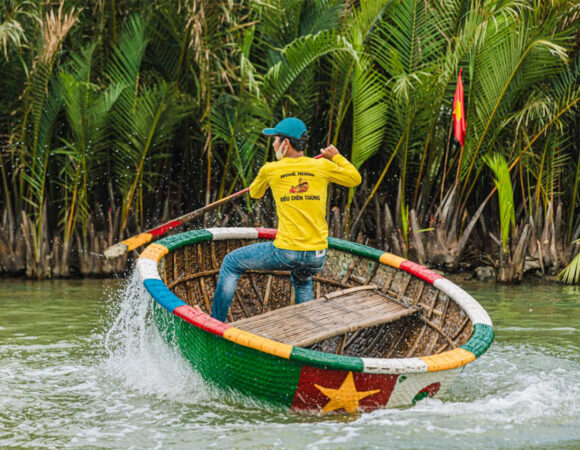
[[275, 140, 288, 160]]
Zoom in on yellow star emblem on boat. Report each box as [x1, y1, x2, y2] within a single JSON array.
[[314, 372, 381, 413], [453, 100, 462, 121]]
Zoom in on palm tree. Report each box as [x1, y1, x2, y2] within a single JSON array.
[[55, 43, 123, 273], [106, 15, 192, 236], [17, 4, 78, 277]]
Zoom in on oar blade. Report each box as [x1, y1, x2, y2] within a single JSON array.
[[104, 242, 128, 259]]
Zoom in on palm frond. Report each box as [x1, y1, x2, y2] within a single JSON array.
[[374, 0, 444, 76], [114, 82, 192, 231], [0, 17, 27, 59], [351, 59, 388, 168], [210, 90, 269, 190], [263, 30, 358, 107], [299, 0, 345, 36], [558, 243, 580, 284], [483, 152, 515, 251], [0, 0, 39, 59], [107, 14, 148, 87], [38, 4, 78, 65]]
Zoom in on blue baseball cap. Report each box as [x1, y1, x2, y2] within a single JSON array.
[[262, 117, 307, 140]]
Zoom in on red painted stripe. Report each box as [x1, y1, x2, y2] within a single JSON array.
[[174, 305, 230, 336], [256, 228, 278, 239], [149, 220, 183, 237], [400, 260, 443, 285]]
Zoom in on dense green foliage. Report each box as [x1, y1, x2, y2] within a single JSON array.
[[1, 0, 579, 280]]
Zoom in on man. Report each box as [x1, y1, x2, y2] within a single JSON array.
[[211, 117, 361, 322]]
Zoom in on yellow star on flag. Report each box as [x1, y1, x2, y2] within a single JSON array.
[[314, 372, 381, 413], [453, 100, 462, 121]]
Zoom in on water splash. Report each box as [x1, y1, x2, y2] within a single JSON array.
[[103, 271, 210, 402], [100, 271, 285, 414]]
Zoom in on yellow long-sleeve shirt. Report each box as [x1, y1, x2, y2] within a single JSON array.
[[249, 154, 361, 250]]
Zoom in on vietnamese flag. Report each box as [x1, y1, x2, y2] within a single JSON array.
[[291, 367, 398, 412], [452, 68, 466, 147]]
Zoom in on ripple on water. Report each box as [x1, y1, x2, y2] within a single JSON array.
[[92, 273, 580, 448], [498, 326, 577, 333], [1, 275, 579, 448]]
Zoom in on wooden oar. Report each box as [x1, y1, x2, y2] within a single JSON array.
[[104, 153, 324, 259], [103, 188, 250, 258]]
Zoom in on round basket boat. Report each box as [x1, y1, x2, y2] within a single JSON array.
[[137, 227, 494, 413]]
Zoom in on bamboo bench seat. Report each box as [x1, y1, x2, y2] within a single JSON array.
[[230, 285, 419, 347]]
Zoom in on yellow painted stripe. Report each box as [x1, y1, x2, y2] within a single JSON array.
[[139, 243, 169, 262], [223, 328, 293, 359], [379, 252, 406, 269], [123, 233, 154, 252], [420, 348, 476, 372]]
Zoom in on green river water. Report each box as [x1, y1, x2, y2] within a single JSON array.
[[0, 274, 579, 448]]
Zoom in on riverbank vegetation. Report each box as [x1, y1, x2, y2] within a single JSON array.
[[1, 0, 579, 282]]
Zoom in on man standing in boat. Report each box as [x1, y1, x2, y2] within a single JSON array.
[[211, 117, 361, 322]]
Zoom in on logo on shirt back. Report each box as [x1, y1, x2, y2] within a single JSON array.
[[279, 171, 320, 202], [290, 177, 309, 193]]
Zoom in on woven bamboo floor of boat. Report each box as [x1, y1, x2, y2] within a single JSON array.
[[231, 285, 419, 347]]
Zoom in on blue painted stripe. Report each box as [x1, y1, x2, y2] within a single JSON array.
[[144, 279, 186, 313]]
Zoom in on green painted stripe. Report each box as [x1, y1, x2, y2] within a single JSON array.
[[328, 237, 384, 261], [156, 230, 213, 251], [154, 303, 302, 407], [461, 323, 494, 358], [290, 347, 365, 372]]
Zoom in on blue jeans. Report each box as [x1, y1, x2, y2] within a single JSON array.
[[211, 242, 327, 322]]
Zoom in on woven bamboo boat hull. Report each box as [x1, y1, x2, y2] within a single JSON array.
[[138, 227, 494, 413]]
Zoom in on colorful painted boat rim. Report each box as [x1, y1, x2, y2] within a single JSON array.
[[137, 227, 494, 374]]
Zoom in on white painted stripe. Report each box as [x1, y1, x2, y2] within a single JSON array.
[[387, 368, 462, 408], [433, 278, 493, 327], [362, 357, 428, 374], [137, 258, 161, 282], [206, 227, 259, 240]]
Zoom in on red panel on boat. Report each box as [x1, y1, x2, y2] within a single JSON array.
[[256, 228, 277, 240], [400, 260, 443, 285], [291, 366, 398, 413], [149, 220, 183, 237], [174, 305, 230, 336]]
